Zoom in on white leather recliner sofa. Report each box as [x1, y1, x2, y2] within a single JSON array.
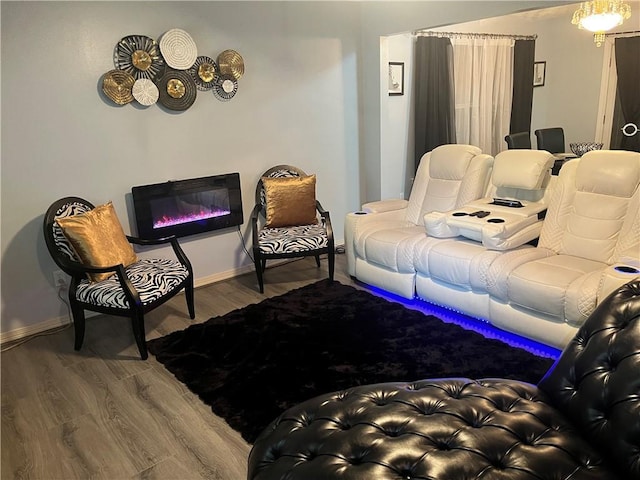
[[344, 144, 493, 298], [414, 149, 556, 321], [347, 148, 640, 350], [483, 150, 640, 347]]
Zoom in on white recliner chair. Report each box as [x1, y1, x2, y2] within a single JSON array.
[[344, 144, 493, 298], [414, 149, 556, 320], [486, 150, 640, 348]]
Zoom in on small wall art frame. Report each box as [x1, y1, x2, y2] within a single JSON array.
[[533, 61, 546, 87], [388, 62, 404, 96]]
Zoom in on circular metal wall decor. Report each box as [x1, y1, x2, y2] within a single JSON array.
[[157, 69, 197, 111], [102, 69, 135, 105], [217, 49, 244, 80], [114, 35, 165, 81], [188, 56, 219, 91], [159, 28, 198, 70], [213, 74, 238, 102], [132, 78, 159, 106]]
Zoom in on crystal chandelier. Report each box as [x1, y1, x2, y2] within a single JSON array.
[[571, 0, 632, 46]]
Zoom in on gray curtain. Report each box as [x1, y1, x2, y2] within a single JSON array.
[[509, 39, 535, 135], [614, 36, 640, 152], [414, 36, 455, 170]]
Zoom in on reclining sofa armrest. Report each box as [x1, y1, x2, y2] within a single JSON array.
[[362, 199, 408, 214], [598, 264, 640, 304], [481, 219, 544, 250], [424, 211, 459, 238]]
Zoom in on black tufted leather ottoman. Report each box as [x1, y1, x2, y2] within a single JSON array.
[[248, 280, 640, 480]]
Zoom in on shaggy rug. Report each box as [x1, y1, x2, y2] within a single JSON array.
[[148, 280, 556, 443]]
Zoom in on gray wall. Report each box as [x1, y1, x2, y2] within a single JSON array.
[[1, 1, 563, 339]]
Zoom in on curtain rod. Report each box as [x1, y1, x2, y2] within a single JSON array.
[[414, 31, 537, 41], [605, 29, 640, 36]]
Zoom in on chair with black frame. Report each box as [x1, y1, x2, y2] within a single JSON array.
[[535, 127, 566, 154], [251, 165, 334, 293], [43, 197, 195, 360], [504, 131, 532, 149]]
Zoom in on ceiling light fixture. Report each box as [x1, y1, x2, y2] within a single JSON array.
[[571, 0, 632, 46]]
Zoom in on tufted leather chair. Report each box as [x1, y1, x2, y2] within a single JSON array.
[[247, 280, 640, 480]]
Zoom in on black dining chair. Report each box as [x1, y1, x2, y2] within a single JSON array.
[[535, 127, 565, 154], [504, 132, 531, 149]]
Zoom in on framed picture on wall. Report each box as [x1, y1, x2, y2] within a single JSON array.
[[388, 62, 404, 96], [533, 61, 546, 87]]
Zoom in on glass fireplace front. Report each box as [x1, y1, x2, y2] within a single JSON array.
[[131, 173, 243, 239]]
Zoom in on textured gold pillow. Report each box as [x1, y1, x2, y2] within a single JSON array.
[[262, 174, 318, 228], [56, 201, 138, 283]]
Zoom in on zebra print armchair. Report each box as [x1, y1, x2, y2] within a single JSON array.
[[43, 197, 195, 359], [250, 165, 334, 293]]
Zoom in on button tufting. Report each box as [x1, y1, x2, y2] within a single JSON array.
[[469, 418, 484, 428], [335, 391, 349, 401], [339, 421, 351, 431], [399, 469, 413, 479], [436, 440, 451, 451], [267, 445, 282, 461]]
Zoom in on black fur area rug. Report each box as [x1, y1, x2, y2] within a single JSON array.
[[148, 280, 555, 443]]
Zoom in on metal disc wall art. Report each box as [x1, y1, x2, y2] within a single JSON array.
[[157, 69, 197, 111], [159, 28, 198, 70], [102, 69, 136, 105], [114, 35, 165, 81], [103, 30, 244, 110], [213, 74, 239, 102], [217, 49, 244, 80], [132, 78, 159, 106], [188, 56, 219, 91]]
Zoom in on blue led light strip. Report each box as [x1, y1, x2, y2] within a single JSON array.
[[364, 284, 562, 361]]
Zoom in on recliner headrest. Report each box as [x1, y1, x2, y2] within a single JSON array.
[[492, 150, 555, 190], [576, 150, 640, 198], [429, 144, 482, 180]]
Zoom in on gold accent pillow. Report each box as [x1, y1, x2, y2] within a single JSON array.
[[262, 174, 318, 228], [56, 201, 138, 283]]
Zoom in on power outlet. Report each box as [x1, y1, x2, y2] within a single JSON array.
[[52, 270, 67, 288]]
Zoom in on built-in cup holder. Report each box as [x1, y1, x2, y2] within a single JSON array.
[[487, 218, 505, 223], [452, 210, 491, 218], [614, 265, 640, 274], [354, 211, 367, 215]]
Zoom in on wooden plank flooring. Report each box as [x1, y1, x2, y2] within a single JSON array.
[[2, 253, 358, 480]]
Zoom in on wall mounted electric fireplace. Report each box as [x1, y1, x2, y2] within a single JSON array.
[[131, 173, 243, 239]]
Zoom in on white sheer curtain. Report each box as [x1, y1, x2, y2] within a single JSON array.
[[451, 38, 514, 156]]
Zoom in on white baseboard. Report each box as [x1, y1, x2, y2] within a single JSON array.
[[0, 259, 294, 346], [0, 315, 72, 345], [193, 261, 259, 288]]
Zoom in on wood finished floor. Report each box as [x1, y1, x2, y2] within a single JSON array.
[[1, 254, 359, 480]]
